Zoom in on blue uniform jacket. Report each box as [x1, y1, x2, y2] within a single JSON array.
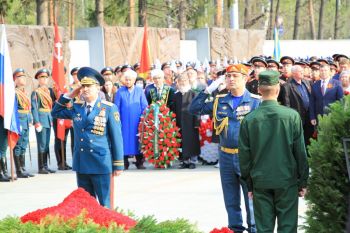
[[31, 87, 55, 128], [51, 95, 124, 173], [189, 90, 260, 150], [16, 90, 32, 131], [309, 79, 343, 120]]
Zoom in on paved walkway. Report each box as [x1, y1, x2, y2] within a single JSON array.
[[0, 132, 307, 232]]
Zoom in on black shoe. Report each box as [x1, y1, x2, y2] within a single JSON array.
[[178, 163, 189, 169], [58, 165, 66, 171], [45, 167, 56, 173], [188, 163, 196, 169], [38, 168, 49, 174], [16, 172, 29, 178], [136, 164, 146, 169], [64, 164, 72, 170]]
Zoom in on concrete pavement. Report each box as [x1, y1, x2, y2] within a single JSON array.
[[0, 132, 307, 232]]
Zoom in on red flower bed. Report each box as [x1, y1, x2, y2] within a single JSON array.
[[210, 227, 234, 233], [138, 101, 181, 168], [20, 188, 137, 230], [198, 115, 213, 147]]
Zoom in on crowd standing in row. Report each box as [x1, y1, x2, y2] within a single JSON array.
[[0, 53, 349, 233]]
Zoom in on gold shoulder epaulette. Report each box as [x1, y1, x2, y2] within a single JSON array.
[[215, 94, 227, 98], [101, 100, 113, 106], [74, 100, 84, 105], [250, 93, 261, 99]]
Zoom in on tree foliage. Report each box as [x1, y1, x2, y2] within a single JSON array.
[[304, 95, 350, 233], [1, 0, 350, 39]]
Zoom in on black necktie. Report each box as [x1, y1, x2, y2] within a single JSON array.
[[86, 105, 92, 115]]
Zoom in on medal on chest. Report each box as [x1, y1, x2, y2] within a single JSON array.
[[91, 108, 106, 135], [236, 105, 251, 121]]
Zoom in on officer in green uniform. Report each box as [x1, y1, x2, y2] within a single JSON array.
[[51, 67, 124, 208], [238, 70, 309, 233]]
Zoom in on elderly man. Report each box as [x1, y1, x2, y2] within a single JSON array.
[[190, 64, 260, 233], [239, 70, 309, 233], [114, 70, 148, 169], [52, 67, 124, 207], [145, 69, 175, 110], [280, 65, 313, 148]]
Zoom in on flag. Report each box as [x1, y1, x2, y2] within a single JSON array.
[[139, 23, 151, 79], [52, 22, 65, 93], [273, 26, 281, 60], [51, 22, 69, 141], [0, 24, 20, 149]]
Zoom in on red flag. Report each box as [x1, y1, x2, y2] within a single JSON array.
[[139, 23, 151, 79], [52, 22, 65, 93], [51, 22, 69, 141]]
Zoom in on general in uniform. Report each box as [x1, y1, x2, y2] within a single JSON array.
[[13, 68, 34, 178], [51, 67, 124, 207], [31, 68, 56, 174], [189, 64, 260, 233], [239, 70, 309, 233]]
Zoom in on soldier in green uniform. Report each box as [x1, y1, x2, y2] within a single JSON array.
[[238, 70, 309, 233]]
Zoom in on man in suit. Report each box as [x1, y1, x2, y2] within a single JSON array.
[[310, 64, 343, 126], [51, 67, 124, 208], [280, 65, 314, 148]]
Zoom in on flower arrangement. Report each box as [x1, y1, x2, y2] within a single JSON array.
[[210, 227, 234, 233], [138, 101, 181, 168], [20, 188, 137, 230], [198, 115, 219, 164]]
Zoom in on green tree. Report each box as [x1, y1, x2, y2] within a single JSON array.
[[304, 96, 350, 232]]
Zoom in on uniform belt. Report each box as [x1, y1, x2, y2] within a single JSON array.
[[220, 146, 239, 154], [18, 110, 29, 114], [39, 108, 51, 112]]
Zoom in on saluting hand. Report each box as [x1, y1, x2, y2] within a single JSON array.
[[68, 85, 82, 99], [113, 170, 123, 176]]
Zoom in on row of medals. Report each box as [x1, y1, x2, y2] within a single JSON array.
[[91, 108, 106, 135]]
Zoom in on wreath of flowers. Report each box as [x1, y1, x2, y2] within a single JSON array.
[[198, 115, 219, 163], [138, 101, 181, 168]]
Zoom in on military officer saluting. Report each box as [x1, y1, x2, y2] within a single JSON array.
[[51, 67, 124, 208], [189, 64, 260, 233], [13, 68, 34, 178], [31, 68, 56, 174]]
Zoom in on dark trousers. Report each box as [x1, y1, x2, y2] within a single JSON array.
[[14, 128, 29, 156], [0, 117, 8, 158], [253, 184, 298, 233], [76, 173, 111, 208], [53, 118, 74, 166], [35, 127, 51, 153], [219, 151, 256, 233]]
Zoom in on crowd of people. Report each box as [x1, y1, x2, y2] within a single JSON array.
[[0, 53, 349, 232]]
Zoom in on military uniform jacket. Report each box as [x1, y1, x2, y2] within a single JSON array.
[[31, 87, 55, 128], [238, 100, 309, 191], [51, 95, 124, 173], [189, 89, 260, 150], [16, 88, 32, 131]]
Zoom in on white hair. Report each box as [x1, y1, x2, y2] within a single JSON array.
[[123, 70, 137, 79], [291, 65, 303, 73], [340, 70, 350, 78], [151, 69, 164, 78]]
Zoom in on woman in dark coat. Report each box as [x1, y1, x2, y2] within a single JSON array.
[[174, 74, 200, 169]]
